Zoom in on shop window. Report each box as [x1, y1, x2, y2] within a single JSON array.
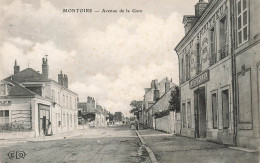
[[237, 0, 248, 46], [222, 90, 229, 129], [219, 16, 228, 60], [0, 110, 9, 124], [182, 103, 186, 128], [212, 93, 218, 129]]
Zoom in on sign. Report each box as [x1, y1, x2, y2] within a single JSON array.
[[189, 70, 209, 88], [0, 100, 12, 106]]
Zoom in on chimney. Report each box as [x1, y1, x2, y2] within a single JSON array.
[[42, 55, 49, 78], [154, 89, 160, 101], [14, 60, 20, 74], [58, 71, 63, 86], [87, 96, 92, 103], [165, 79, 171, 92], [195, 0, 208, 17], [63, 74, 68, 88]]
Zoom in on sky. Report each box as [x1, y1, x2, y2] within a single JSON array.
[[0, 0, 198, 117]]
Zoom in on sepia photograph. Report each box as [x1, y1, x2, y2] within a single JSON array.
[[0, 0, 259, 162]]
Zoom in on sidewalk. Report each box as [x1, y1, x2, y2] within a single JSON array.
[[136, 128, 259, 163], [0, 129, 88, 146]]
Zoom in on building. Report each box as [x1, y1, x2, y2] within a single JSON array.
[[0, 57, 78, 137], [175, 0, 260, 149], [78, 96, 107, 127], [175, 0, 234, 145], [142, 77, 176, 129], [230, 0, 260, 149]]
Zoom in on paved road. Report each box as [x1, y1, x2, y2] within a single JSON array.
[[0, 125, 150, 163]]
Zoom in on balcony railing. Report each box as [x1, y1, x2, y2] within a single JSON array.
[[219, 44, 229, 60]]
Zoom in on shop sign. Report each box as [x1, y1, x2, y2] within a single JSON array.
[[190, 70, 209, 88], [0, 100, 12, 106]]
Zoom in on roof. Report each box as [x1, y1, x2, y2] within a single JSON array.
[[174, 0, 219, 52], [2, 78, 37, 97], [5, 68, 50, 83]]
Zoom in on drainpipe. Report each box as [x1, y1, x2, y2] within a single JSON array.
[[230, 0, 237, 146]]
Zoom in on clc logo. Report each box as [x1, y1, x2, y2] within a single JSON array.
[[7, 150, 27, 159]]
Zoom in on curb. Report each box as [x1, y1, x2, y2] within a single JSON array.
[[28, 132, 83, 142], [135, 130, 158, 163]]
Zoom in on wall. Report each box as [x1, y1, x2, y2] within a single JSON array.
[[155, 111, 175, 134]]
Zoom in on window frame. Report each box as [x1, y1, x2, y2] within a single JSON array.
[[237, 0, 249, 47]]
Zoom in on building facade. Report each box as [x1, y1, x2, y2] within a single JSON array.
[[175, 0, 260, 149], [175, 0, 234, 145], [231, 0, 260, 149], [0, 57, 78, 137]]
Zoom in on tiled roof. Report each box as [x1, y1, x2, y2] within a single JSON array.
[[2, 78, 36, 97], [5, 68, 50, 83]]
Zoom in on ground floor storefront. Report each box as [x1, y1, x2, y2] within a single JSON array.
[[180, 57, 235, 145], [0, 97, 78, 138]]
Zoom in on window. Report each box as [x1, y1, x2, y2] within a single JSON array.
[[196, 43, 201, 74], [186, 54, 190, 80], [51, 90, 55, 102], [63, 94, 65, 107], [0, 110, 9, 124], [187, 101, 191, 128], [181, 58, 185, 83], [70, 114, 72, 127], [63, 113, 66, 126], [58, 92, 60, 105], [222, 90, 229, 129], [237, 0, 248, 45], [182, 103, 186, 128], [70, 97, 72, 109], [210, 28, 217, 65], [212, 93, 218, 129], [220, 17, 228, 59], [66, 96, 68, 108], [0, 84, 6, 96]]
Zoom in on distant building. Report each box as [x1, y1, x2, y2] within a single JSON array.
[[78, 96, 107, 127], [142, 77, 176, 130], [175, 0, 260, 149], [0, 57, 78, 137]]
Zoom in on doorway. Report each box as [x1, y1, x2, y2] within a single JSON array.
[[38, 104, 50, 136], [194, 87, 207, 138]]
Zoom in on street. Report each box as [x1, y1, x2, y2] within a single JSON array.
[[0, 125, 259, 163]]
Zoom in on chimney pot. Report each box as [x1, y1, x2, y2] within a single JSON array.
[[14, 60, 20, 74]]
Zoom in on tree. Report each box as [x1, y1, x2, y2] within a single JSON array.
[[129, 100, 142, 115], [114, 112, 123, 122], [169, 86, 180, 112]]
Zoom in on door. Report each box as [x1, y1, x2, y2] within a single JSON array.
[[38, 104, 50, 136], [194, 87, 207, 138]]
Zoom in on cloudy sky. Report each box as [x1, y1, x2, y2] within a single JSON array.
[[0, 0, 198, 116]]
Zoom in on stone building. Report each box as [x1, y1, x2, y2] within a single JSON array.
[[230, 0, 260, 149], [175, 0, 260, 149], [0, 57, 78, 137], [175, 0, 234, 145]]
